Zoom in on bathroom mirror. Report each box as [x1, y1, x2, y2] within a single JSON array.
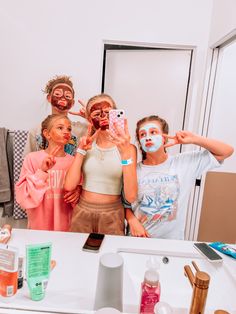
[[0, 0, 235, 242]]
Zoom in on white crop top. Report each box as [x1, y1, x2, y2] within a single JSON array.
[[82, 143, 123, 195]]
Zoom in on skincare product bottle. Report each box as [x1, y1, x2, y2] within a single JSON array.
[[0, 245, 18, 297], [140, 258, 161, 314], [17, 256, 24, 289], [26, 243, 52, 301], [0, 224, 12, 244]]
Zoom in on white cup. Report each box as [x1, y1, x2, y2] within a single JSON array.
[[94, 253, 123, 312], [95, 307, 121, 314]]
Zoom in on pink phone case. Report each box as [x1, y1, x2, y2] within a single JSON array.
[[109, 109, 125, 136]]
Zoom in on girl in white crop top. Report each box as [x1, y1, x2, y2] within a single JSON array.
[[64, 94, 137, 235]]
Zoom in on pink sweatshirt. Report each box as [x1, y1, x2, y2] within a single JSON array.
[[15, 150, 75, 231]]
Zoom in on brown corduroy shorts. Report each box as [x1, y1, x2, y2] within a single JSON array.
[[70, 197, 125, 235]]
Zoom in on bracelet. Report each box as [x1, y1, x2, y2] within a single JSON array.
[[76, 147, 87, 156], [121, 158, 133, 166]]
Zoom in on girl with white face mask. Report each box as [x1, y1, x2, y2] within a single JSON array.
[[126, 115, 234, 240]]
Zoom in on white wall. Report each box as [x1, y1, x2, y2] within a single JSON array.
[[207, 43, 236, 172], [0, 0, 213, 132], [209, 0, 236, 46], [205, 0, 236, 173]]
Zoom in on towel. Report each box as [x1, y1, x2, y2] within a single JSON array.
[[3, 131, 14, 216], [13, 130, 28, 219], [0, 128, 11, 202]]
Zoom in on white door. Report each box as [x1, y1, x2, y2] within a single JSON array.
[[102, 45, 193, 157]]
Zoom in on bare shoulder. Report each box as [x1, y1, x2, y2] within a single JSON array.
[[130, 143, 137, 151]]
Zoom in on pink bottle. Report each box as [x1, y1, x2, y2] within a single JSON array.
[[140, 258, 161, 314]]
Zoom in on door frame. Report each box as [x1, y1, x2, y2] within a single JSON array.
[[101, 40, 195, 143], [190, 32, 236, 240]]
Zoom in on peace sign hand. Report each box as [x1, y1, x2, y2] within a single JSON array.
[[163, 131, 196, 148], [69, 99, 86, 119], [40, 145, 61, 172], [163, 134, 179, 148], [78, 124, 100, 151]]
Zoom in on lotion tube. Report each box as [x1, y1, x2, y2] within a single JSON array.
[[26, 243, 52, 301]]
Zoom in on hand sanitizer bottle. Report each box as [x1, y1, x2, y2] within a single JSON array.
[[140, 257, 161, 314]]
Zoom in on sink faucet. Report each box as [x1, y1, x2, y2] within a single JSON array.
[[184, 261, 210, 314]]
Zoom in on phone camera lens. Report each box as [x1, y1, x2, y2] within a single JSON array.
[[117, 114, 120, 117], [120, 111, 123, 115]]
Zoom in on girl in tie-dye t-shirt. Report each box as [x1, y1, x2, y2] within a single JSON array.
[[126, 115, 233, 240]]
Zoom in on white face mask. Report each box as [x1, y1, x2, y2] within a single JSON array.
[[139, 123, 163, 153]]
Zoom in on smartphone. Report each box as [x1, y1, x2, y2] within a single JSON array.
[[193, 242, 223, 262], [109, 109, 125, 136], [82, 233, 105, 253]]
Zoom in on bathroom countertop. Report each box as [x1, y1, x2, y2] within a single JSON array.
[[0, 229, 235, 314]]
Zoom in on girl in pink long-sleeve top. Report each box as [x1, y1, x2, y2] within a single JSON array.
[[15, 114, 80, 231]]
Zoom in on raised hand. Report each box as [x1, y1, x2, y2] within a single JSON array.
[[40, 145, 61, 172], [78, 124, 100, 151], [163, 131, 196, 148], [69, 99, 86, 118], [107, 119, 131, 155]]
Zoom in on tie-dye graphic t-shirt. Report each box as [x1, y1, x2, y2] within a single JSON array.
[[35, 134, 78, 156], [23, 120, 88, 158], [132, 150, 220, 239]]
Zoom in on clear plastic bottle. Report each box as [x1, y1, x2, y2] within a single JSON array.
[[140, 257, 161, 314]]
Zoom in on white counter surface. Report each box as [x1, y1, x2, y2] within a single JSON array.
[[0, 229, 235, 314]]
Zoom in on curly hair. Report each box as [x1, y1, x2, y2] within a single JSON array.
[[136, 115, 169, 161], [43, 75, 75, 96]]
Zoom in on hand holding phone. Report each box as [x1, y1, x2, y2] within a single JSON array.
[[193, 242, 223, 263], [109, 109, 125, 136], [82, 233, 105, 253]]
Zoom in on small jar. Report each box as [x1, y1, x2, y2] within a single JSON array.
[[0, 269, 18, 297], [0, 224, 12, 244]]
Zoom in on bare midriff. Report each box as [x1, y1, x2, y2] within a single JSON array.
[[81, 189, 120, 204]]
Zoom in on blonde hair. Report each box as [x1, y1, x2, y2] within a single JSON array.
[[86, 93, 116, 118], [41, 114, 71, 149], [43, 75, 75, 96]]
